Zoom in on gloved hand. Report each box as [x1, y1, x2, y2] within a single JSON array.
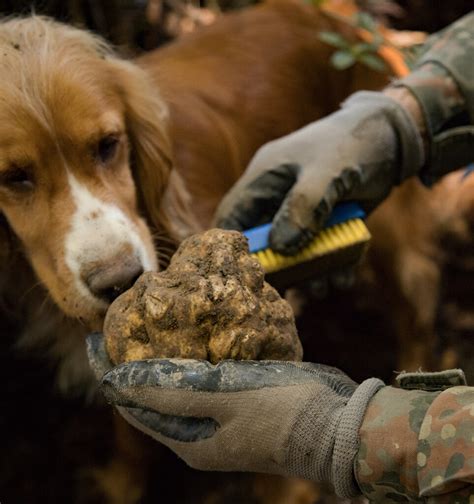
[[87, 334, 384, 499], [215, 91, 424, 255]]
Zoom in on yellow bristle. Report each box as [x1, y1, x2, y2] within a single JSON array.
[[251, 218, 371, 274]]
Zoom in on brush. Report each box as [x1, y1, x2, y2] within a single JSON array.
[[243, 202, 371, 289]]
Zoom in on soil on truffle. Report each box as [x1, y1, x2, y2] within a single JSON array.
[[105, 229, 302, 365]]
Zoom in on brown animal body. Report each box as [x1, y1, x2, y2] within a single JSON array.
[[365, 170, 474, 374], [140, 1, 389, 227]]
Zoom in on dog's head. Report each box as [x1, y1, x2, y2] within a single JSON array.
[[0, 17, 174, 328]]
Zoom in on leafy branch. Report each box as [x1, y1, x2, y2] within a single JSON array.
[[318, 10, 387, 72]]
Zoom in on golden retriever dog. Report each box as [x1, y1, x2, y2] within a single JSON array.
[[0, 16, 171, 393], [0, 0, 389, 396], [0, 2, 391, 501]]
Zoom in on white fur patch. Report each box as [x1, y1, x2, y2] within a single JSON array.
[[64, 173, 155, 305]]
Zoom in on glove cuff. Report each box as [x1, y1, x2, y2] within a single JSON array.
[[332, 377, 385, 498], [343, 91, 425, 182]]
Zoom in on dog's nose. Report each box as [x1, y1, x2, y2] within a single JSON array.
[[85, 257, 144, 303]]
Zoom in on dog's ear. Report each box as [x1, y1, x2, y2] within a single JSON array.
[[110, 59, 201, 261], [110, 59, 176, 236]]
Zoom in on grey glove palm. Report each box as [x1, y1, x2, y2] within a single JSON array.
[[216, 91, 424, 255], [88, 334, 384, 498]]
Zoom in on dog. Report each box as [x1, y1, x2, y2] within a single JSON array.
[[0, 16, 169, 393], [0, 0, 390, 394], [0, 2, 394, 502]]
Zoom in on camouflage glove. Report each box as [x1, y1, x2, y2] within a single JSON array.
[[215, 91, 424, 255], [92, 334, 384, 498]]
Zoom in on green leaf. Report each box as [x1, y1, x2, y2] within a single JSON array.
[[358, 52, 387, 72], [355, 12, 377, 32], [310, 0, 327, 6], [331, 50, 356, 70], [351, 42, 377, 56], [372, 33, 384, 47], [318, 31, 349, 49]]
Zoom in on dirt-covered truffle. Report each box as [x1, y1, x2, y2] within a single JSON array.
[[104, 229, 302, 364]]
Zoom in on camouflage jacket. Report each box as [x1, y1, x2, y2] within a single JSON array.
[[395, 11, 474, 184], [356, 370, 474, 503], [353, 16, 474, 502]]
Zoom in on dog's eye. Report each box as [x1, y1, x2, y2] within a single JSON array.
[[97, 135, 120, 164], [0, 166, 34, 191]]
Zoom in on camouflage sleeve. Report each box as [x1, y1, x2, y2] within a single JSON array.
[[418, 386, 474, 502], [393, 12, 474, 184], [416, 12, 474, 121], [355, 383, 474, 503]]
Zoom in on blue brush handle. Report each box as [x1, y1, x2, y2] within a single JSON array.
[[243, 202, 366, 253]]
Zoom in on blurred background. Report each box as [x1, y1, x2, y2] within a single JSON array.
[[0, 0, 472, 53]]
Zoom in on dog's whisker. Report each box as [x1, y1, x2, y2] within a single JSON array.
[[153, 236, 177, 247], [155, 246, 176, 255], [155, 246, 177, 259]]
